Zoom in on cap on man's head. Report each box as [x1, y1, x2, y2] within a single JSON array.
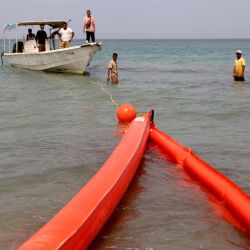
[[236, 50, 242, 54]]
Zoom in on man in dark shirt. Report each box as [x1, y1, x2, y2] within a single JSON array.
[[36, 25, 48, 52]]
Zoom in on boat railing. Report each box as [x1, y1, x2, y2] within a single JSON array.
[[2, 23, 19, 54]]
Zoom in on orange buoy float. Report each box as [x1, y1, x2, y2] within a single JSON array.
[[18, 112, 152, 250], [117, 103, 137, 122], [150, 125, 250, 235]]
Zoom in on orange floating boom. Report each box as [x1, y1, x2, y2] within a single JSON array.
[[150, 126, 250, 235], [19, 112, 152, 250]]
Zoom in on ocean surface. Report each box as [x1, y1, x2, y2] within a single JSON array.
[[0, 39, 250, 249]]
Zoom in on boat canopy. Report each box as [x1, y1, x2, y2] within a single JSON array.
[[2, 20, 70, 53], [17, 20, 67, 29]]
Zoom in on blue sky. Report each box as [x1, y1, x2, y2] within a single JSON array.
[[1, 0, 250, 39]]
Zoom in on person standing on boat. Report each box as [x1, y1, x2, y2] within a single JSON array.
[[58, 22, 74, 49], [233, 50, 246, 81], [107, 53, 119, 84], [36, 25, 48, 52], [83, 10, 95, 43], [26, 28, 35, 40]]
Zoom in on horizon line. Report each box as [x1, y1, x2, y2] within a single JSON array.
[[1, 38, 250, 41]]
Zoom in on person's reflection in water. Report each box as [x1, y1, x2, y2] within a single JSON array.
[[233, 81, 247, 92]]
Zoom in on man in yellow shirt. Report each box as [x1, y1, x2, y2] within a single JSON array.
[[233, 50, 246, 81]]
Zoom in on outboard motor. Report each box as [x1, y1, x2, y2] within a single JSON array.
[[12, 41, 24, 53], [1, 51, 4, 65]]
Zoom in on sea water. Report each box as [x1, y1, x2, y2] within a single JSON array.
[[0, 39, 249, 249]]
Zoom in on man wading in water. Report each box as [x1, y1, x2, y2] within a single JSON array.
[[233, 50, 246, 81], [107, 53, 119, 84]]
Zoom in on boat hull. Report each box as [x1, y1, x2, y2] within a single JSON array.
[[18, 113, 152, 250], [3, 43, 101, 74]]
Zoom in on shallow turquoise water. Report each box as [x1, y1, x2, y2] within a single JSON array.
[[0, 39, 250, 249]]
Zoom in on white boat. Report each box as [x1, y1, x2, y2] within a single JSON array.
[[1, 20, 102, 74]]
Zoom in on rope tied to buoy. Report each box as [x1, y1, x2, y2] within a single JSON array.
[[90, 80, 137, 122], [100, 83, 119, 109], [91, 80, 119, 109]]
